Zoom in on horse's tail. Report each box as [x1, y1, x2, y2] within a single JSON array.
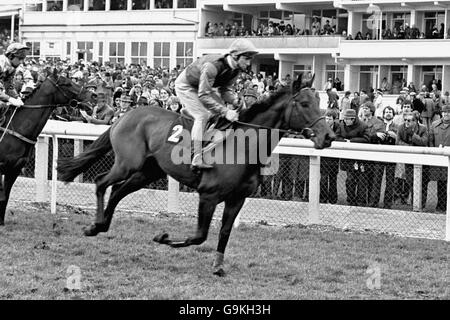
[[57, 127, 112, 182]]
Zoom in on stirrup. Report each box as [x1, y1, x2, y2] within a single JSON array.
[[191, 154, 213, 170]]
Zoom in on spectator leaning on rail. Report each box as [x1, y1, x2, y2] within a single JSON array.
[[427, 104, 450, 212], [320, 109, 340, 204], [359, 101, 384, 207], [369, 106, 399, 209], [175, 38, 258, 170], [396, 111, 428, 207], [335, 109, 370, 206]]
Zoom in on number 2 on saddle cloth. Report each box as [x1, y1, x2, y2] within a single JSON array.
[[166, 112, 233, 155]]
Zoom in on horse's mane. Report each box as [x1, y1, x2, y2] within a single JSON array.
[[239, 86, 291, 122]]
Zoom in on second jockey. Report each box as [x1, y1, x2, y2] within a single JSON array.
[[175, 38, 258, 170], [0, 43, 29, 117]]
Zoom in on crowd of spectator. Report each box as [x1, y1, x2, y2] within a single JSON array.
[[205, 17, 341, 38], [1, 44, 448, 212], [206, 17, 450, 41], [347, 23, 446, 40]]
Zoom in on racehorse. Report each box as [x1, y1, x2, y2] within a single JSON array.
[[0, 68, 93, 225], [57, 73, 335, 275]]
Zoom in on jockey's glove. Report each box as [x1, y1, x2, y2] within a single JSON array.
[[8, 97, 24, 108], [225, 109, 239, 122]]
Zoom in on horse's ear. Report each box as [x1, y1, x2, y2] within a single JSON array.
[[301, 72, 315, 88]]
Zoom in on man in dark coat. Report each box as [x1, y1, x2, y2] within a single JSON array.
[[320, 109, 340, 203], [369, 106, 399, 209], [428, 104, 450, 212], [335, 109, 370, 206]]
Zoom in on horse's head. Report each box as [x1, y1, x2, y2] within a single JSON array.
[[286, 73, 335, 149], [42, 68, 94, 107]]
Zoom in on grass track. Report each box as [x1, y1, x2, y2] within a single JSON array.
[[0, 203, 448, 300]]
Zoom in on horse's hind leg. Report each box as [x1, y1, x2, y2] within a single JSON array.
[[0, 171, 20, 226], [84, 158, 165, 236], [84, 163, 134, 236], [212, 197, 246, 276]]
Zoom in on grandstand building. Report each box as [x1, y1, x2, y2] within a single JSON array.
[[2, 0, 450, 93]]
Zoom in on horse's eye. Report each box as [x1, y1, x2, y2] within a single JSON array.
[[300, 101, 309, 108]]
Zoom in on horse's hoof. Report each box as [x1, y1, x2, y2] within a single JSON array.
[[153, 233, 170, 244], [213, 268, 226, 277], [83, 225, 99, 237], [169, 240, 190, 248]]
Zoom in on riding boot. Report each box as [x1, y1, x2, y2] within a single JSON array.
[[191, 140, 213, 170]]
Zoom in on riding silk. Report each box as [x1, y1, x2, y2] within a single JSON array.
[[0, 55, 20, 102], [183, 54, 240, 115]]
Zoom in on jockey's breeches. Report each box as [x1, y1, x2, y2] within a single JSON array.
[[175, 72, 211, 142]]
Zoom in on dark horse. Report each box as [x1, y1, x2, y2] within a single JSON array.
[[0, 68, 92, 225], [58, 73, 335, 275]]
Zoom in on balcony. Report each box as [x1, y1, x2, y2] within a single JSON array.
[[338, 39, 450, 64], [22, 9, 199, 32], [197, 35, 342, 55]]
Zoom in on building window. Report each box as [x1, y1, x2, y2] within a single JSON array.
[[422, 66, 442, 88], [132, 0, 150, 10], [109, 42, 125, 64], [89, 0, 106, 11], [98, 42, 103, 64], [176, 42, 193, 69], [155, 0, 173, 9], [325, 65, 344, 91], [292, 64, 312, 80], [359, 65, 379, 93], [154, 42, 170, 68], [26, 3, 43, 11], [424, 11, 445, 38], [77, 41, 93, 61], [25, 42, 40, 59], [390, 66, 407, 94], [131, 42, 148, 65], [111, 0, 127, 10], [177, 0, 196, 8], [47, 1, 63, 11], [66, 42, 71, 55], [391, 12, 411, 31], [68, 0, 84, 10]]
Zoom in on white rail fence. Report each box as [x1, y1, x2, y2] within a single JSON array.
[[16, 120, 449, 241]]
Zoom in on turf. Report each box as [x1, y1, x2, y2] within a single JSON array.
[[0, 202, 448, 300]]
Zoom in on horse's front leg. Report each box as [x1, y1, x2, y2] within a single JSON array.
[[154, 192, 218, 248], [0, 171, 21, 226], [212, 197, 246, 276]]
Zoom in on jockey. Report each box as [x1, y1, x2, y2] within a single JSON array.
[[0, 43, 29, 200], [175, 38, 258, 169], [0, 43, 29, 115]]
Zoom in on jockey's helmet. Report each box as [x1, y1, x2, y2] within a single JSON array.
[[229, 39, 258, 58], [5, 43, 30, 59]]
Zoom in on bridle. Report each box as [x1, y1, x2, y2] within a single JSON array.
[[235, 89, 324, 138], [0, 76, 84, 145]]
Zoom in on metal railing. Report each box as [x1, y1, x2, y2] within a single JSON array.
[[10, 120, 449, 241]]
